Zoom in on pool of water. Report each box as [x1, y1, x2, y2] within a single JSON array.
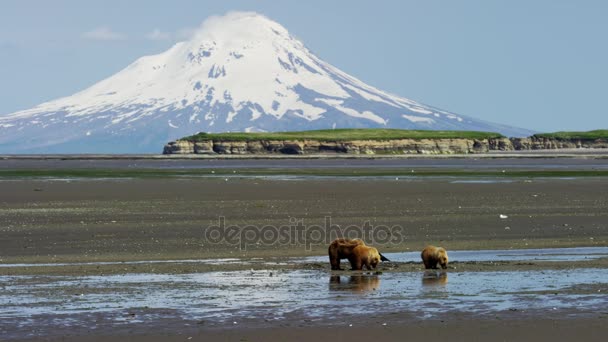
[[1, 267, 606, 339]]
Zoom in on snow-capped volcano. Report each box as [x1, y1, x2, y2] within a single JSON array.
[[0, 12, 531, 153]]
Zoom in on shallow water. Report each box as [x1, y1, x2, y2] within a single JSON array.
[[2, 158, 608, 170], [2, 247, 607, 338], [1, 268, 606, 338], [0, 258, 246, 268], [449, 179, 517, 184]]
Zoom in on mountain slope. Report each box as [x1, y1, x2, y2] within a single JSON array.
[[0, 12, 532, 153]]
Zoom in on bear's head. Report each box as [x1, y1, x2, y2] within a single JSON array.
[[369, 247, 381, 268], [438, 248, 449, 269]]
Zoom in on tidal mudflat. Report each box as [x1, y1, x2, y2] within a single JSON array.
[[1, 175, 607, 264], [0, 159, 607, 340]]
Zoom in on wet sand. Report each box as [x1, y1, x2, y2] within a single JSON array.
[[1, 177, 607, 264], [42, 318, 608, 342], [13, 318, 608, 342]]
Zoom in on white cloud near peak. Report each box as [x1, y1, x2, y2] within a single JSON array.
[[145, 29, 171, 41], [82, 27, 127, 41], [175, 27, 197, 41]]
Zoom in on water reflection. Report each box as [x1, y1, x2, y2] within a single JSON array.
[[329, 274, 380, 293], [421, 270, 448, 286]]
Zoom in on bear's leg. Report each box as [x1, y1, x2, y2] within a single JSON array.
[[350, 258, 363, 271], [423, 259, 437, 269], [329, 250, 343, 270], [362, 257, 375, 270]]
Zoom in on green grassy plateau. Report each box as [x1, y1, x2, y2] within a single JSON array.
[[533, 129, 608, 140], [183, 129, 504, 142]]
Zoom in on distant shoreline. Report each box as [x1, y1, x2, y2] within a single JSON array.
[[2, 148, 608, 160]]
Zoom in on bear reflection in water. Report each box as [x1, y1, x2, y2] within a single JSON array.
[[421, 270, 448, 286], [329, 275, 381, 293]]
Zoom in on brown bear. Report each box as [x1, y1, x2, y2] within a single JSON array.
[[328, 238, 365, 270], [421, 245, 449, 269], [348, 245, 383, 270]]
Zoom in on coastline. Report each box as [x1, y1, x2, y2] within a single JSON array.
[[2, 148, 608, 160]]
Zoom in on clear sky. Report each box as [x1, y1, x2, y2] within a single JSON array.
[[1, 0, 606, 132]]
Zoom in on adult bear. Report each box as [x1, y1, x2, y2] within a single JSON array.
[[328, 239, 390, 270], [348, 245, 384, 271], [421, 245, 449, 269], [328, 238, 365, 270]]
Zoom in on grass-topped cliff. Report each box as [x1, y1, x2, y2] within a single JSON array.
[[533, 129, 608, 140], [165, 128, 607, 155], [182, 129, 504, 142]]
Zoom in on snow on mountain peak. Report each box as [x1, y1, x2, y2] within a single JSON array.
[[189, 12, 291, 46], [0, 12, 532, 153], [24, 11, 342, 120]]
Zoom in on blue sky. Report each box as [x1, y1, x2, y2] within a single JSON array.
[[1, 0, 606, 132]]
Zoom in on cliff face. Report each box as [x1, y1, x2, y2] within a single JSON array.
[[510, 137, 608, 150], [163, 136, 608, 155], [165, 138, 453, 154]]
